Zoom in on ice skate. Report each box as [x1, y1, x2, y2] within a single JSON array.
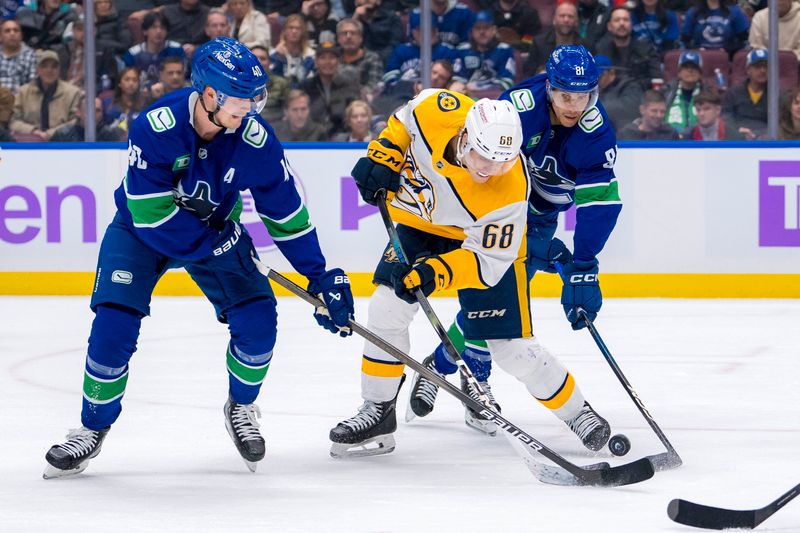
[[460, 373, 501, 436], [43, 426, 109, 479], [224, 398, 265, 472], [406, 353, 442, 422], [564, 402, 611, 452]]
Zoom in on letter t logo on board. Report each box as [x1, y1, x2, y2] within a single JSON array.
[[759, 161, 800, 247]]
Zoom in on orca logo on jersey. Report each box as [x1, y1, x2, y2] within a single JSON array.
[[437, 91, 460, 112]]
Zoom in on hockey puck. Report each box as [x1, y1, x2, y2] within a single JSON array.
[[608, 434, 631, 456]]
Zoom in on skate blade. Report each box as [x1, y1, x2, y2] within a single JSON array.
[[43, 461, 89, 480], [405, 401, 417, 423], [330, 434, 396, 459], [243, 459, 258, 473], [465, 413, 497, 437]]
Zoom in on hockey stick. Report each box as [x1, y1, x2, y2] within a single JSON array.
[[555, 263, 682, 472], [370, 191, 653, 487], [667, 482, 799, 530], [257, 263, 653, 487]]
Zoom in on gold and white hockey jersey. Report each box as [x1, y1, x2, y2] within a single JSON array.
[[367, 88, 531, 292]]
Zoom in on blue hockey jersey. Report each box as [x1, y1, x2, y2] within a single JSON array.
[[453, 41, 516, 91], [501, 74, 622, 263], [382, 42, 458, 85], [115, 87, 327, 280], [410, 2, 475, 47]]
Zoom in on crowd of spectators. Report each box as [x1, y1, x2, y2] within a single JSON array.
[[0, 0, 799, 143]]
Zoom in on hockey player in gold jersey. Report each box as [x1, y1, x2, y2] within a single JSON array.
[[329, 89, 609, 458]]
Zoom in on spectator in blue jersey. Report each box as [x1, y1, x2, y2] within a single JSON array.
[[406, 46, 620, 452], [381, 9, 457, 87], [630, 0, 680, 54], [162, 0, 211, 58], [522, 2, 583, 78], [618, 89, 682, 139], [661, 50, 708, 137], [451, 10, 516, 98], [350, 0, 403, 63], [594, 7, 662, 91], [102, 66, 146, 134], [409, 0, 475, 48], [43, 38, 354, 479], [680, 0, 750, 55], [0, 18, 37, 93], [16, 0, 78, 49], [722, 48, 768, 139], [372, 58, 455, 125], [123, 12, 186, 88], [577, 0, 611, 51], [595, 54, 644, 130], [270, 13, 317, 87], [1, 0, 23, 21]]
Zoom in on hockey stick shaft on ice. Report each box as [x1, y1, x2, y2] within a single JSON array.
[[371, 191, 653, 487], [667, 482, 799, 530], [555, 263, 682, 472], [258, 263, 652, 487]]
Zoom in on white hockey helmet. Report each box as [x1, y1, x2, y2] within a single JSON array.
[[459, 98, 522, 182]]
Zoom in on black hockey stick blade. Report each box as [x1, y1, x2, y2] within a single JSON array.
[[258, 264, 655, 488], [667, 482, 800, 530]]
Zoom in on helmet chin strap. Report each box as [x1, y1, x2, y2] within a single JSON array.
[[454, 129, 468, 168], [199, 93, 225, 128]]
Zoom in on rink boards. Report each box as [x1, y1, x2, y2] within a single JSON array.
[[0, 141, 798, 297]]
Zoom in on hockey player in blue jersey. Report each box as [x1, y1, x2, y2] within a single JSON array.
[[407, 45, 622, 451], [43, 37, 355, 478]]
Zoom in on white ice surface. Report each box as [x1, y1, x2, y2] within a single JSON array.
[[2, 296, 799, 533]]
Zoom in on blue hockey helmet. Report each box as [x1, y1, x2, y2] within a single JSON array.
[[545, 45, 599, 115], [546, 45, 599, 92], [191, 37, 268, 117]]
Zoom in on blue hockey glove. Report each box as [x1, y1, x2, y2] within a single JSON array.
[[200, 220, 256, 273], [391, 259, 437, 305], [560, 259, 601, 330], [307, 268, 354, 337], [351, 156, 401, 206], [528, 237, 573, 273]]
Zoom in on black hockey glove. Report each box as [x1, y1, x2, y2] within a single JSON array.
[[528, 237, 573, 273], [391, 259, 437, 305], [307, 268, 354, 337], [560, 259, 601, 330], [351, 156, 401, 206]]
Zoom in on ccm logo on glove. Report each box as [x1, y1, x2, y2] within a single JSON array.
[[569, 273, 598, 283], [213, 224, 242, 256]]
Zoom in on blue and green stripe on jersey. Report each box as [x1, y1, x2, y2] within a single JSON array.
[[574, 179, 621, 208], [123, 174, 179, 228], [259, 204, 315, 241], [226, 346, 270, 386]]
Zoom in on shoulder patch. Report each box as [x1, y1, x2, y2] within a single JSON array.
[[146, 107, 176, 132], [508, 88, 535, 112], [437, 91, 460, 112], [579, 106, 603, 133], [243, 119, 267, 148]]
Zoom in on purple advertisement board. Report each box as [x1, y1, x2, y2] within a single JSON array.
[[759, 161, 800, 247]]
